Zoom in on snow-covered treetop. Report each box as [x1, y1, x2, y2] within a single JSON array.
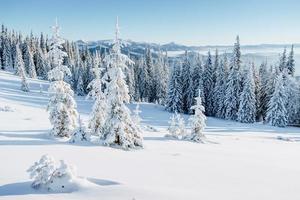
[[47, 19, 70, 81], [104, 17, 134, 72]]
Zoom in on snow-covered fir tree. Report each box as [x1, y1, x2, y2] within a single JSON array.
[[224, 36, 242, 120], [47, 20, 78, 137], [35, 46, 48, 79], [27, 154, 57, 189], [282, 69, 300, 124], [125, 54, 135, 102], [181, 51, 193, 113], [141, 48, 154, 102], [166, 112, 186, 139], [252, 63, 261, 121], [166, 113, 178, 138], [154, 50, 169, 104], [76, 73, 85, 96], [237, 64, 256, 123], [133, 56, 143, 101], [132, 103, 142, 131], [15, 43, 29, 92], [165, 61, 183, 113], [23, 41, 37, 78], [101, 18, 143, 149], [192, 55, 205, 107], [258, 61, 269, 120], [87, 53, 107, 136], [266, 72, 288, 127], [203, 51, 214, 116], [186, 90, 206, 142], [1, 25, 12, 70], [286, 45, 295, 76], [214, 55, 228, 118], [69, 115, 90, 143], [27, 155, 79, 192], [278, 48, 287, 72], [211, 49, 219, 115]]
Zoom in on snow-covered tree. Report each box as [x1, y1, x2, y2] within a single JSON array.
[[27, 154, 57, 189], [181, 51, 193, 113], [140, 48, 155, 102], [258, 61, 269, 120], [266, 73, 288, 127], [69, 115, 90, 143], [224, 36, 242, 120], [166, 113, 178, 138], [186, 90, 206, 142], [154, 50, 169, 104], [125, 55, 135, 101], [165, 61, 183, 113], [237, 64, 256, 123], [286, 45, 295, 76], [132, 103, 142, 127], [203, 51, 214, 116], [47, 20, 78, 137], [212, 49, 219, 115], [166, 112, 186, 139], [101, 18, 143, 149], [282, 69, 299, 124], [76, 73, 85, 96], [15, 43, 29, 92], [1, 25, 12, 70], [192, 55, 205, 107], [27, 155, 79, 192], [20, 67, 30, 92], [214, 56, 228, 118], [35, 46, 48, 79], [278, 48, 287, 72], [23, 42, 37, 78], [87, 54, 107, 136]]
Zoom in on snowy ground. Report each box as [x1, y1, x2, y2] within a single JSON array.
[[0, 71, 300, 200]]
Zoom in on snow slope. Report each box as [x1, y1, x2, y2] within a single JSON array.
[[0, 71, 300, 200]]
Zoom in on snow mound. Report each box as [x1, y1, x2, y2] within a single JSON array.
[[0, 105, 15, 112], [277, 136, 300, 142], [27, 155, 92, 193]]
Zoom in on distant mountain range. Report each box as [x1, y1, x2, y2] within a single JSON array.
[[76, 39, 300, 75]]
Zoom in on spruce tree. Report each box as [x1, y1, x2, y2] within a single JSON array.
[[1, 25, 12, 70], [224, 36, 242, 120], [203, 51, 214, 116], [101, 18, 143, 149], [258, 61, 269, 120], [252, 63, 261, 121], [266, 73, 288, 127], [87, 54, 107, 136], [237, 64, 256, 123], [278, 48, 287, 72], [186, 90, 206, 142], [144, 48, 154, 102], [47, 20, 78, 137], [154, 50, 169, 105], [35, 47, 48, 79], [286, 45, 295, 76], [282, 69, 299, 124], [214, 55, 227, 118], [192, 55, 205, 107], [165, 61, 183, 113], [23, 42, 37, 78], [15, 43, 29, 92], [181, 51, 193, 113]]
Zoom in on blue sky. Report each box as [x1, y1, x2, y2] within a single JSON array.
[[1, 0, 300, 45]]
